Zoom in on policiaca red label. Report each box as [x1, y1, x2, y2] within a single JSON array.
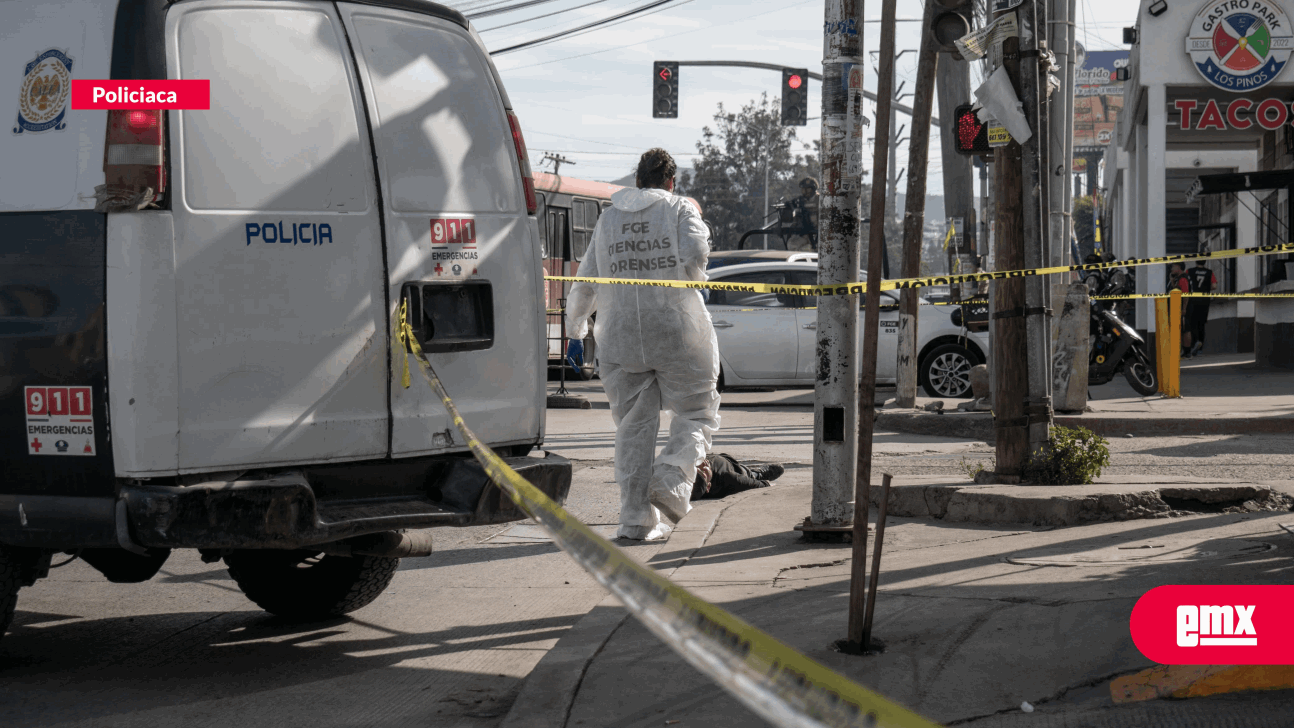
[[1130, 585, 1294, 664], [71, 80, 210, 110]]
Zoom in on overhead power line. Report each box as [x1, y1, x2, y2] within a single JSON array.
[[490, 0, 685, 55], [479, 0, 612, 31]]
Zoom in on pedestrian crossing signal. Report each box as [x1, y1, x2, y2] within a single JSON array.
[[953, 105, 990, 155], [653, 62, 679, 119]]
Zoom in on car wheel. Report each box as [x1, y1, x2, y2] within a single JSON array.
[[225, 549, 399, 619], [919, 344, 976, 398]]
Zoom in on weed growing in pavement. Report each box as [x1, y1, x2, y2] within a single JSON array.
[[959, 456, 993, 482], [1025, 426, 1111, 485]]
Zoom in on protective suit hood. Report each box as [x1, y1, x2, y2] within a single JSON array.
[[611, 187, 672, 212]]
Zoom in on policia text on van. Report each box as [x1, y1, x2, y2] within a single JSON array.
[[0, 0, 567, 634]]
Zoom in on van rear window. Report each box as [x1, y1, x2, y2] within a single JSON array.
[[349, 14, 516, 214], [177, 9, 368, 212]]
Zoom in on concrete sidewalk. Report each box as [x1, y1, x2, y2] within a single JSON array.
[[501, 470, 1294, 728], [878, 353, 1294, 439]]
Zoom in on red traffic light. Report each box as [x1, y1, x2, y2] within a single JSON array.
[[658, 66, 672, 81], [787, 74, 803, 89]]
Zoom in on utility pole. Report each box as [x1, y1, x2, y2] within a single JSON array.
[[1019, 0, 1054, 459], [935, 49, 975, 302], [849, 0, 896, 651], [806, 0, 864, 536], [542, 152, 574, 175], [895, 0, 939, 409], [991, 2, 1048, 478]]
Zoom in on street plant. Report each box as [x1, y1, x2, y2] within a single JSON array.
[[1025, 425, 1111, 485]]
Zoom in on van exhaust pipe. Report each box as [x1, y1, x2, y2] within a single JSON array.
[[318, 530, 433, 558]]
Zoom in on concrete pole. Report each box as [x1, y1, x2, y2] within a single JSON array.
[[1051, 0, 1078, 268], [850, 0, 896, 651], [935, 54, 975, 301], [1019, 0, 1054, 459], [894, 0, 938, 409], [808, 0, 864, 529]]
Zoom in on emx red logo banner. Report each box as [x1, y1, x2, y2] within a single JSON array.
[[1131, 585, 1294, 665], [71, 80, 209, 110]]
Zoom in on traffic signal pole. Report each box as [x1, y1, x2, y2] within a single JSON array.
[[807, 0, 864, 533], [894, 0, 939, 409]]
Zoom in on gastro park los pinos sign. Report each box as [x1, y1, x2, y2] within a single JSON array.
[[1175, 97, 1294, 129], [1187, 0, 1294, 92]]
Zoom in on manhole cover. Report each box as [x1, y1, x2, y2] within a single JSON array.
[[1006, 538, 1276, 566], [484, 523, 620, 544]]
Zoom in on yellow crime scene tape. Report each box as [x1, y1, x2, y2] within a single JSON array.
[[391, 300, 939, 728], [545, 242, 1294, 295]]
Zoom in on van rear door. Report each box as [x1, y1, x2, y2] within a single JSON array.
[[338, 6, 542, 456], [167, 1, 389, 471]]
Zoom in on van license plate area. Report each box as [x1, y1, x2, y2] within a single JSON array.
[[402, 281, 494, 353]]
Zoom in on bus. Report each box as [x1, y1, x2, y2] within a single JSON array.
[[536, 172, 703, 378]]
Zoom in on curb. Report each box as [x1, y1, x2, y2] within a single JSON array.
[[498, 497, 733, 728], [868, 480, 1294, 526], [876, 411, 1294, 440]]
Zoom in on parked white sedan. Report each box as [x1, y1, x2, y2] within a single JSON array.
[[703, 262, 989, 398]]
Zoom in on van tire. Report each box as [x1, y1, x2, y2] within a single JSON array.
[[225, 550, 399, 619], [0, 549, 25, 639]]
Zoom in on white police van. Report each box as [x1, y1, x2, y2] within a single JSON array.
[[0, 0, 565, 634]]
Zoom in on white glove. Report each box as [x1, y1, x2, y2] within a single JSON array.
[[567, 318, 589, 341]]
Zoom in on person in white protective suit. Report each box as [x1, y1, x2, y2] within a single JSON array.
[[565, 148, 721, 541]]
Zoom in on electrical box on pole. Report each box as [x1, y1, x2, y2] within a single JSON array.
[[781, 68, 808, 126], [952, 105, 991, 155], [653, 61, 679, 118]]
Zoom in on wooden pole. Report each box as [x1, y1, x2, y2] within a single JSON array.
[[992, 32, 1030, 479], [849, 0, 896, 650], [894, 0, 939, 409], [861, 473, 892, 651]]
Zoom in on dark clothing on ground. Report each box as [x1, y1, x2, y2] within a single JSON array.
[[692, 453, 768, 500]]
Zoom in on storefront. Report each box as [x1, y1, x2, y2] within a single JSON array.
[[1102, 0, 1294, 355]]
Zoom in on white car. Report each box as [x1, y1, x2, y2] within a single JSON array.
[[704, 262, 990, 398]]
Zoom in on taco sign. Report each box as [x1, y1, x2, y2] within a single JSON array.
[[1186, 0, 1294, 92], [1175, 97, 1294, 129]]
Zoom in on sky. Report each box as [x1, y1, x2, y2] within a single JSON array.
[[453, 0, 1141, 189]]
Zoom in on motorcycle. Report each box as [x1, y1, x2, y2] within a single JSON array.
[[1087, 272, 1158, 396]]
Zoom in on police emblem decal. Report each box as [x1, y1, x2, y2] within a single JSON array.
[[1186, 1, 1294, 92], [14, 49, 74, 134]]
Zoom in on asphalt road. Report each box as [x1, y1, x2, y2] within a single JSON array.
[[3, 383, 1290, 727]]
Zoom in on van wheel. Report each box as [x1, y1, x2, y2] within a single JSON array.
[[224, 550, 399, 619], [0, 546, 49, 640], [919, 344, 975, 398], [0, 549, 26, 639]]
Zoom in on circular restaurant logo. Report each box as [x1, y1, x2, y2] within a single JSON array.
[[1186, 0, 1294, 92]]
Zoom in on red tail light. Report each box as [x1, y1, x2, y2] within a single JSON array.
[[506, 110, 537, 215], [104, 108, 165, 203]]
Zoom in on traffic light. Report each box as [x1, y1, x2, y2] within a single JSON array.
[[930, 0, 973, 57], [781, 68, 808, 126], [653, 61, 679, 119], [952, 105, 990, 155]]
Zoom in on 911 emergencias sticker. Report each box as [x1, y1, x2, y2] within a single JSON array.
[[25, 386, 95, 456]]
